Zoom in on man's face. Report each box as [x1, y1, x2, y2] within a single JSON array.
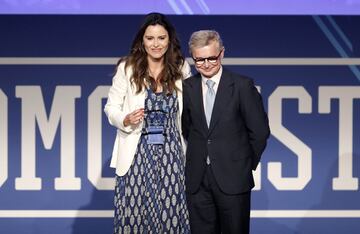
[[191, 41, 223, 78]]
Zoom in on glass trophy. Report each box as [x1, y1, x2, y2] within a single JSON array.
[[145, 108, 167, 145]]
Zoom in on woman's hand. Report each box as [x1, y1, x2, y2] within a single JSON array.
[[123, 108, 145, 127]]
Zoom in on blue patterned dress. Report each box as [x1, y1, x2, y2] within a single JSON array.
[[114, 88, 190, 234]]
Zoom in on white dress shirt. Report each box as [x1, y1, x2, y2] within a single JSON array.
[[201, 66, 223, 112]]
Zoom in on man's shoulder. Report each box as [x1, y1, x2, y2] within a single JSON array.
[[184, 73, 200, 85], [223, 68, 253, 84]]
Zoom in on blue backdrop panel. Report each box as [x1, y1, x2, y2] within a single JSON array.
[[0, 15, 360, 234]]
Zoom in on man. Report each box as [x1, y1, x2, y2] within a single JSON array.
[[182, 30, 270, 234]]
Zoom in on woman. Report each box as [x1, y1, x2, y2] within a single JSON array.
[[104, 13, 191, 233]]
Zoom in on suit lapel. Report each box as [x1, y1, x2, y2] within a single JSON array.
[[190, 74, 208, 135], [208, 69, 234, 135]]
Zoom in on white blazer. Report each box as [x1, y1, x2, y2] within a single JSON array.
[[104, 60, 191, 176]]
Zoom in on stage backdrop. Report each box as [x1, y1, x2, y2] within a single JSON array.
[[0, 15, 360, 234]]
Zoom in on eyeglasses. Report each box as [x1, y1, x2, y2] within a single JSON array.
[[192, 49, 223, 66]]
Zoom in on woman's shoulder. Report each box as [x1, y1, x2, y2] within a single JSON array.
[[116, 58, 133, 75], [116, 57, 128, 70], [180, 59, 192, 79]]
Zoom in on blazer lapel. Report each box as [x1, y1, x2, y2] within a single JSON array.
[[208, 69, 234, 135], [190, 74, 208, 135], [176, 79, 183, 116]]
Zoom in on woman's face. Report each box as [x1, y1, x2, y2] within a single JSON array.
[[143, 24, 169, 62]]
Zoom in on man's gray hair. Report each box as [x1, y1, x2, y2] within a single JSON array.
[[188, 30, 224, 55]]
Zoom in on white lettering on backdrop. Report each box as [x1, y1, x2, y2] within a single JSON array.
[[0, 85, 358, 191]]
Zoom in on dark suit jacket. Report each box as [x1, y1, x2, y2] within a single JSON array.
[[182, 68, 270, 194]]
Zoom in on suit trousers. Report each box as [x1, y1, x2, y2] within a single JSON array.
[[186, 165, 251, 234]]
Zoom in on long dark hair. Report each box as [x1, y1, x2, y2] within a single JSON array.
[[120, 12, 185, 94]]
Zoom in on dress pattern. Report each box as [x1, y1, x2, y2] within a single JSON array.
[[114, 88, 190, 234]]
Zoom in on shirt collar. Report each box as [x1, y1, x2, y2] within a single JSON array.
[[201, 66, 223, 86]]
